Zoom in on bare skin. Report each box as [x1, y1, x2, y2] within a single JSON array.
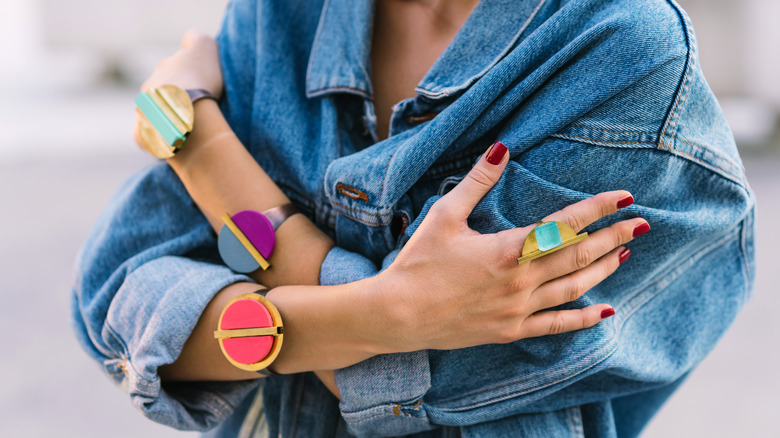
[[159, 0, 481, 392], [371, 0, 480, 139], [141, 0, 647, 401], [160, 0, 485, 393], [153, 98, 641, 389]]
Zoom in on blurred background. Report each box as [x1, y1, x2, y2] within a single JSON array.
[[0, 0, 777, 436]]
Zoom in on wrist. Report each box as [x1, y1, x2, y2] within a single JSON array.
[[263, 276, 393, 373], [167, 99, 231, 171], [358, 271, 418, 356], [135, 86, 220, 160]]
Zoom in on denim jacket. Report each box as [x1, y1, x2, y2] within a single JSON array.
[[72, 0, 755, 437]]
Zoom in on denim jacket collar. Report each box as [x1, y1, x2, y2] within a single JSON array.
[[306, 0, 375, 99], [313, 0, 553, 226], [305, 0, 547, 100], [416, 0, 548, 99]]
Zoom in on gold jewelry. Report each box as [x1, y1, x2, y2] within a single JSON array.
[[214, 290, 284, 373], [134, 85, 216, 158], [517, 221, 588, 264]]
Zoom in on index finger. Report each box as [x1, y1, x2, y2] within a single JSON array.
[[541, 191, 634, 233]]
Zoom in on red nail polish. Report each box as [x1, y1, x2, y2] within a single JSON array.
[[601, 308, 615, 319], [617, 195, 634, 209], [486, 141, 508, 165], [633, 222, 650, 238], [618, 248, 631, 264]]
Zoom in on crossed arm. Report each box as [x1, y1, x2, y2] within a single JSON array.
[[144, 31, 644, 388]]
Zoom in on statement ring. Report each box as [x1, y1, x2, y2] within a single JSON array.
[[517, 221, 588, 264]]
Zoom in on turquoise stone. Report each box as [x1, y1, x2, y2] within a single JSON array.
[[134, 92, 187, 147], [535, 222, 563, 251]]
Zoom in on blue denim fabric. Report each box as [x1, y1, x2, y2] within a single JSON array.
[[72, 0, 755, 436]]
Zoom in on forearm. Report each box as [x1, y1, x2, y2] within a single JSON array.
[[159, 140, 632, 395], [160, 275, 393, 380], [167, 100, 334, 288]]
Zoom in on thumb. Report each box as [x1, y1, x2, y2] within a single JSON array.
[[440, 141, 509, 221]]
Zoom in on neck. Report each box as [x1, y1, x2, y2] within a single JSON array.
[[396, 0, 480, 22]]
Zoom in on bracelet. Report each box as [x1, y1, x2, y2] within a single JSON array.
[[218, 203, 301, 272], [214, 289, 284, 373], [186, 88, 217, 103], [134, 85, 217, 159]]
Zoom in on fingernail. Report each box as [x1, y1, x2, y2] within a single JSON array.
[[601, 308, 615, 319], [617, 195, 634, 209], [486, 141, 508, 165], [633, 222, 650, 238], [618, 248, 631, 264]]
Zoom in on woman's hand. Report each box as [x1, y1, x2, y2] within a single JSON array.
[[372, 142, 646, 353], [133, 30, 224, 153], [139, 29, 223, 97]]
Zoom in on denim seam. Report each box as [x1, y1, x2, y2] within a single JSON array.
[[549, 133, 743, 185], [85, 310, 122, 361], [305, 0, 332, 97], [415, 0, 548, 99], [568, 125, 656, 135], [392, 400, 426, 418], [739, 213, 752, 302], [329, 135, 402, 222], [568, 406, 585, 438], [661, 60, 694, 148], [438, 176, 465, 196], [329, 199, 393, 226], [103, 322, 160, 395], [560, 125, 744, 176], [341, 393, 428, 416], [308, 86, 372, 99], [379, 142, 403, 213], [344, 407, 431, 426], [659, 0, 696, 148], [432, 337, 617, 410], [617, 225, 741, 329], [667, 8, 698, 145]]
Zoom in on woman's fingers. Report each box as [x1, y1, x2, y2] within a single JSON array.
[[532, 216, 647, 280], [542, 190, 635, 233], [497, 190, 634, 259], [528, 246, 628, 311], [436, 141, 509, 222], [517, 304, 615, 339]]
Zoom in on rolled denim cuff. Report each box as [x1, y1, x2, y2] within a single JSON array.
[[321, 246, 436, 436], [319, 246, 381, 285], [104, 256, 258, 431], [335, 352, 435, 437]]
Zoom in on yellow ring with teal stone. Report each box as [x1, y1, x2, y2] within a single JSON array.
[[517, 221, 588, 264]]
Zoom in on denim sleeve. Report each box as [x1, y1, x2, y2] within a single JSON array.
[[329, 9, 756, 438], [330, 145, 755, 438], [71, 2, 264, 431], [71, 165, 262, 431]]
